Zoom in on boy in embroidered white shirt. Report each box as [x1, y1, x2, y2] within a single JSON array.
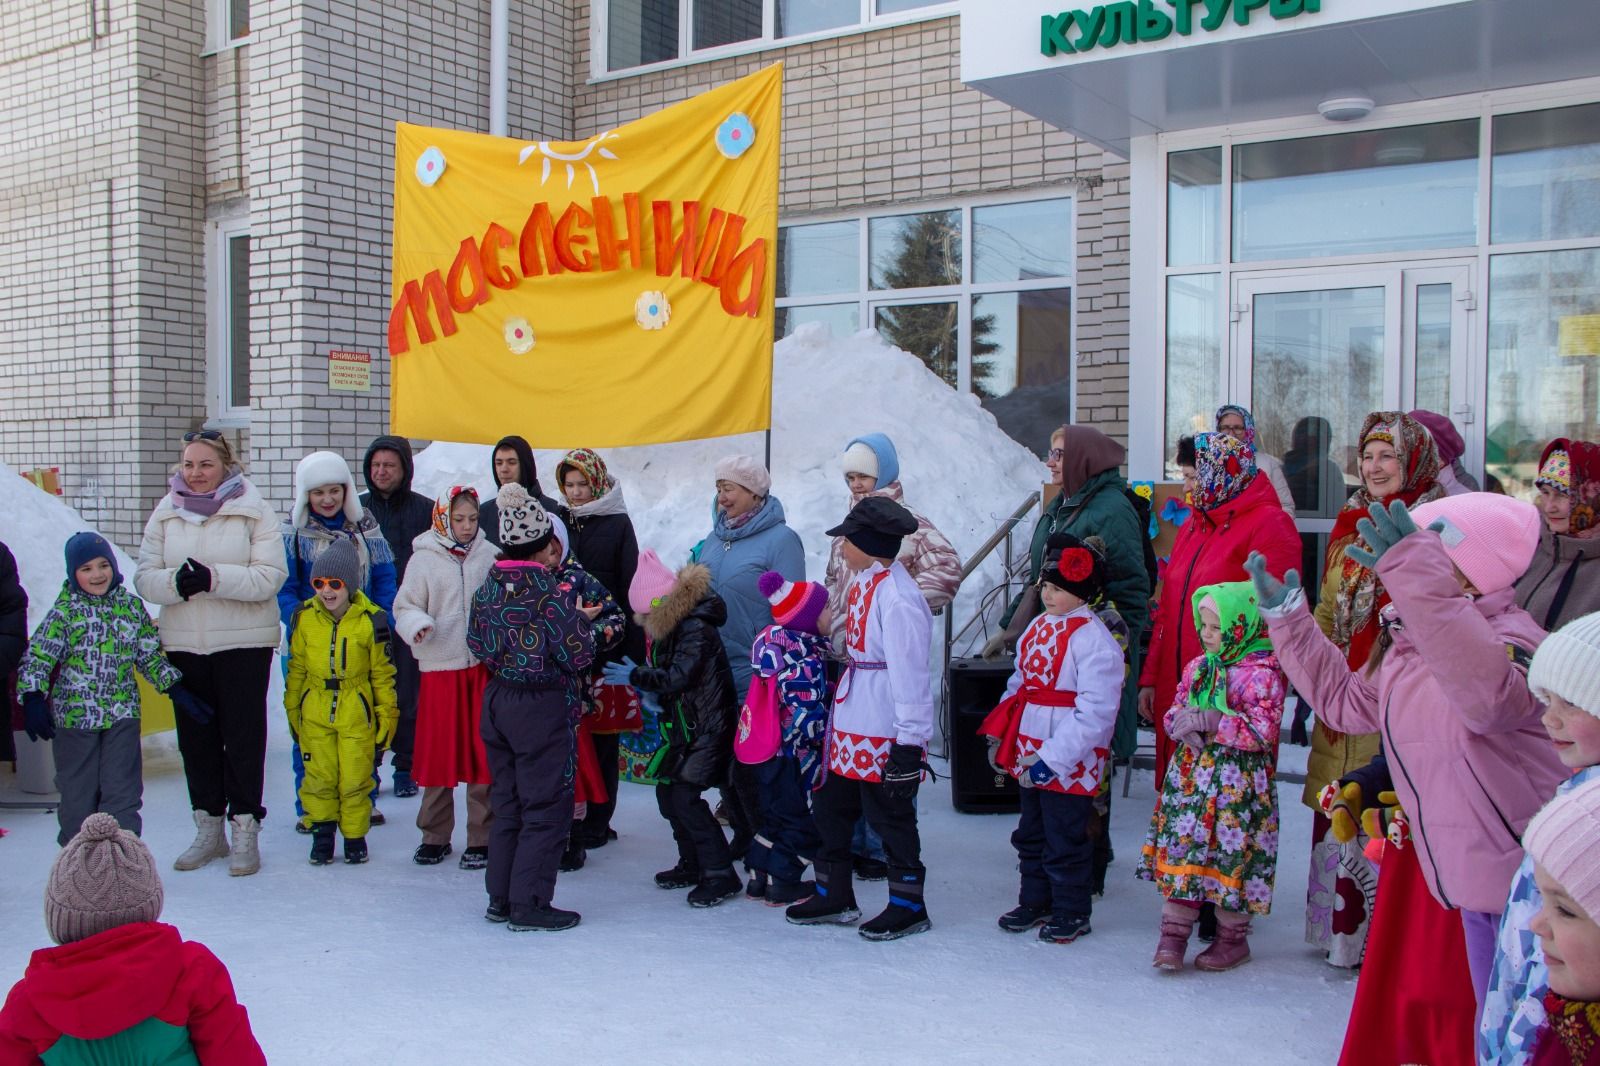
[[786, 497, 935, 941], [981, 533, 1125, 944]]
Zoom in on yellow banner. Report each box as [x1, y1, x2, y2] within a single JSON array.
[[389, 64, 781, 447]]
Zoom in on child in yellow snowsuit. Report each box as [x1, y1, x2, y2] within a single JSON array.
[[285, 541, 397, 865]]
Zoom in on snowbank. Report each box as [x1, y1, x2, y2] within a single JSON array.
[[414, 325, 1048, 649], [0, 461, 143, 629]]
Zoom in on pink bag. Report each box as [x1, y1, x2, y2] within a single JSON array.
[[733, 673, 780, 765]]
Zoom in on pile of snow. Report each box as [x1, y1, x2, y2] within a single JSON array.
[[413, 325, 1048, 649], [0, 460, 143, 630]]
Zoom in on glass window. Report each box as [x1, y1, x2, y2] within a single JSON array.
[[1486, 249, 1600, 495], [869, 210, 961, 290], [776, 221, 859, 298], [1168, 147, 1222, 267], [228, 0, 249, 39], [1164, 274, 1221, 476], [1492, 103, 1600, 245], [1414, 283, 1454, 421], [694, 0, 762, 50], [608, 0, 679, 71], [877, 0, 945, 13], [973, 289, 1072, 454], [776, 303, 858, 340], [1233, 120, 1480, 262], [972, 199, 1072, 284], [778, 0, 856, 36], [226, 233, 252, 411], [1250, 286, 1384, 517], [875, 301, 958, 387]]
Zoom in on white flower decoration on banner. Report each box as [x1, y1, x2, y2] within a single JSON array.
[[715, 113, 756, 159], [518, 131, 620, 195], [504, 317, 535, 354], [415, 147, 447, 187], [635, 291, 671, 331]]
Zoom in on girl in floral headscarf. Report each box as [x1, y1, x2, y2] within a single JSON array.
[[1517, 438, 1600, 633], [1214, 404, 1295, 512], [1303, 411, 1444, 967], [392, 486, 499, 868], [1139, 580, 1285, 973]]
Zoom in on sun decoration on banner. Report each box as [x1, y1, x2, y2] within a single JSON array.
[[504, 317, 535, 354], [715, 113, 756, 159], [518, 132, 621, 195], [635, 291, 671, 330], [415, 147, 447, 186]]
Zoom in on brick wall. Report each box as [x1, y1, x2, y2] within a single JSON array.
[[0, 0, 207, 548], [573, 14, 1132, 442]]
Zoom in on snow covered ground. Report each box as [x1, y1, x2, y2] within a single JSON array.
[[1, 730, 1355, 1064]]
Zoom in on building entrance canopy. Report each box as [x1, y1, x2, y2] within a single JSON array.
[[960, 0, 1600, 156]]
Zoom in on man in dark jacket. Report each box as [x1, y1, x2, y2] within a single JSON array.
[[480, 436, 566, 549], [0, 540, 26, 764], [360, 436, 433, 797]]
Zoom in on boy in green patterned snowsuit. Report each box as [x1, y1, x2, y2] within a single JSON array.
[[19, 533, 210, 845]]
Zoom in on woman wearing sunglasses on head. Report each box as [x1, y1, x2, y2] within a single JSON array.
[[134, 430, 288, 877]]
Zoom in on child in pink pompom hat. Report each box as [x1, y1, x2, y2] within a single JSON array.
[[1409, 492, 1543, 596]]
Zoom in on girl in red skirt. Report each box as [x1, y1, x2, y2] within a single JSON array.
[[394, 487, 499, 868]]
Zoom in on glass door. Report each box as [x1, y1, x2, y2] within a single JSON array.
[[1234, 263, 1475, 595]]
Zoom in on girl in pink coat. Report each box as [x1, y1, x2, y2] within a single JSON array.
[[1246, 492, 1566, 1011]]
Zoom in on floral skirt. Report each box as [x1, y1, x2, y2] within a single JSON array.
[[1137, 742, 1278, 915], [1305, 811, 1377, 968]]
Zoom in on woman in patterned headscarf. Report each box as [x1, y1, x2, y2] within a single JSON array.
[[1303, 411, 1443, 969], [1516, 437, 1600, 632]]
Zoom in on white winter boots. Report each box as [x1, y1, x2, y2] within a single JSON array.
[[172, 811, 261, 875], [228, 814, 260, 876], [172, 811, 230, 871]]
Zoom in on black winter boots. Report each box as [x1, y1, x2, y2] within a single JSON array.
[[654, 861, 699, 890], [786, 862, 861, 925], [859, 870, 931, 941], [414, 842, 452, 865], [343, 837, 368, 865], [687, 869, 742, 908], [998, 904, 1049, 934], [309, 823, 336, 865], [508, 902, 581, 932]]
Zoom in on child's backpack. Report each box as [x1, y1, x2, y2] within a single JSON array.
[[733, 672, 780, 764]]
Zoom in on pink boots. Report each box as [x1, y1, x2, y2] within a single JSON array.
[[1194, 917, 1252, 971], [1152, 901, 1199, 971]]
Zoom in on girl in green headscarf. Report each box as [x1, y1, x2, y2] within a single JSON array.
[[1137, 581, 1286, 973]]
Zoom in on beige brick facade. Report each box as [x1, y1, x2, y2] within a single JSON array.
[[2, 0, 1130, 550]]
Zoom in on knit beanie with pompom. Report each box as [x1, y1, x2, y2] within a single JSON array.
[[45, 813, 164, 945]]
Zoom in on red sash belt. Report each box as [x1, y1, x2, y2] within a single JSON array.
[[977, 684, 1077, 772]]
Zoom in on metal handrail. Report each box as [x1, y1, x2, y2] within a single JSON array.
[[935, 490, 1041, 753]]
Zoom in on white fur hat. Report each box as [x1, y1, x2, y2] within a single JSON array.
[[293, 451, 363, 527]]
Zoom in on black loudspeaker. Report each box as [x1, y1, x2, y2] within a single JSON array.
[[947, 657, 1020, 814]]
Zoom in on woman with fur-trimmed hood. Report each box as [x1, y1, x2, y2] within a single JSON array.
[[277, 450, 397, 632], [603, 551, 742, 908]]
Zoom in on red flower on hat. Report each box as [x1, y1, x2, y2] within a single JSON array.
[[1058, 548, 1094, 583]]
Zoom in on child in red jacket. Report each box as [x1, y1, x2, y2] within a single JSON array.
[[0, 813, 264, 1064]]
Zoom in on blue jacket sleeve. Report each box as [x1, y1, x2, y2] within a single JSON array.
[[277, 536, 303, 632], [365, 559, 398, 621]]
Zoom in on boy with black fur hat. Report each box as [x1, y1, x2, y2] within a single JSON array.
[[467, 483, 595, 932], [980, 532, 1125, 944], [786, 496, 936, 940]]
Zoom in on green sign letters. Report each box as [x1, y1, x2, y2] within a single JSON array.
[[1041, 0, 1321, 57]]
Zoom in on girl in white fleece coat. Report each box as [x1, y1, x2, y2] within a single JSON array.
[[393, 486, 499, 868]]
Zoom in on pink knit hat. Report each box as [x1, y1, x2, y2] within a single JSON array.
[[1409, 493, 1541, 595], [1522, 776, 1600, 920], [628, 549, 677, 615], [46, 813, 164, 945], [758, 571, 827, 635]]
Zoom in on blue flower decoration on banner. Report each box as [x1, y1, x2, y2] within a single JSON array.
[[1160, 496, 1192, 528], [715, 113, 756, 159]]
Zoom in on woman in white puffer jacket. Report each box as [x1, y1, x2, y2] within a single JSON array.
[[134, 433, 287, 877]]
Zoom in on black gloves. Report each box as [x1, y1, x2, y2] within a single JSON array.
[[22, 692, 54, 742], [175, 558, 212, 600], [881, 743, 931, 800]]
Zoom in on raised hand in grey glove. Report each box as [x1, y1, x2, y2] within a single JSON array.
[[1168, 706, 1224, 751], [1244, 552, 1299, 611], [1346, 499, 1446, 569]]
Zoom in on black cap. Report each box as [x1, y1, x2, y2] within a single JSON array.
[[826, 496, 919, 560], [1041, 532, 1106, 602]]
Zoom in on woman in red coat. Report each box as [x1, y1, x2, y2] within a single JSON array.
[[1138, 432, 1300, 783]]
